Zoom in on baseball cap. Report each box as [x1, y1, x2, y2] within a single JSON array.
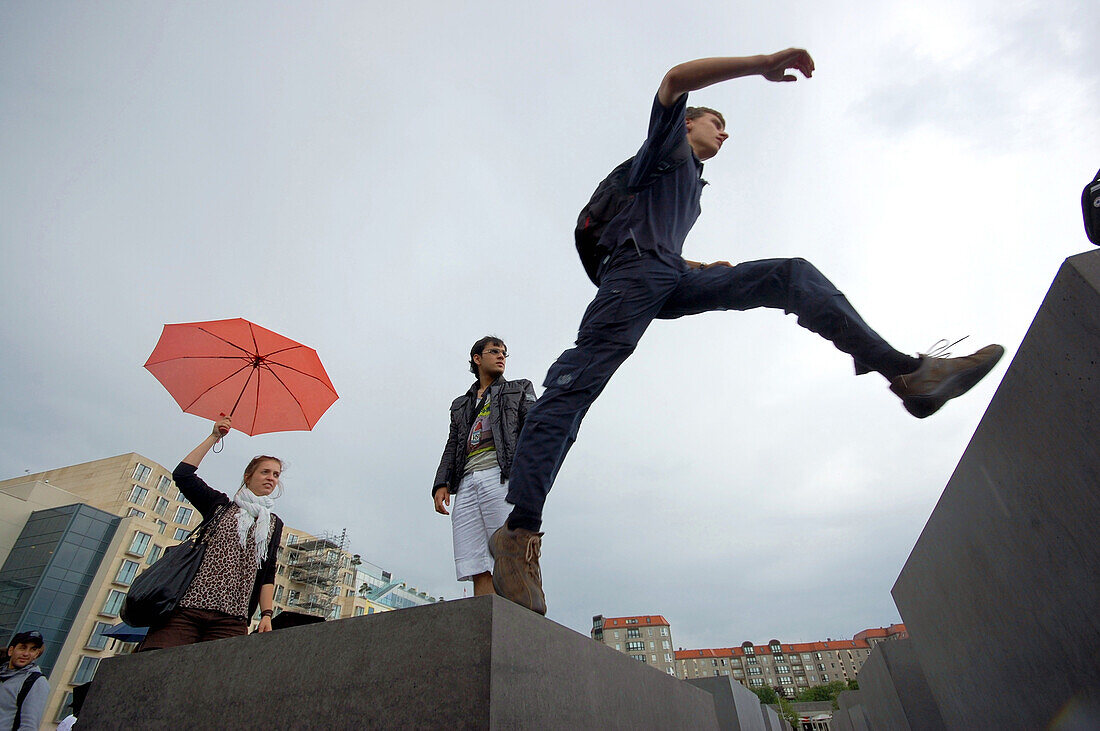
[[8, 630, 44, 648]]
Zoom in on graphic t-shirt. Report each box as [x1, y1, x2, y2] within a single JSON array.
[[464, 393, 496, 474]]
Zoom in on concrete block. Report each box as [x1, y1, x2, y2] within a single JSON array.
[[760, 703, 783, 730], [835, 691, 869, 731], [686, 676, 766, 730], [892, 250, 1100, 729], [79, 595, 719, 729], [855, 640, 944, 730]]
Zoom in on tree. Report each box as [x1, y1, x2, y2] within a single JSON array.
[[751, 686, 779, 705]]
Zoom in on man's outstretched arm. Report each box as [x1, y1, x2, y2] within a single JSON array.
[[657, 49, 814, 107]]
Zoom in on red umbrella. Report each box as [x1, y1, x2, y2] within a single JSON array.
[[144, 318, 338, 436]]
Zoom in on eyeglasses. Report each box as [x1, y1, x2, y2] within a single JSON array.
[[481, 348, 508, 357]]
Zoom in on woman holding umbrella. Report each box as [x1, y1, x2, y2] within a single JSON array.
[[138, 417, 284, 651]]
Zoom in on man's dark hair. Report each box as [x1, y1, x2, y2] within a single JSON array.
[[469, 335, 506, 374], [686, 106, 725, 129]]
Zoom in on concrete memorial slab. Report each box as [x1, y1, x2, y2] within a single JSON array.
[[855, 640, 945, 730], [687, 675, 767, 730], [79, 595, 719, 729], [893, 250, 1100, 729]]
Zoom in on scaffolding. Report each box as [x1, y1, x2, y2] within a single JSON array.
[[284, 529, 347, 618]]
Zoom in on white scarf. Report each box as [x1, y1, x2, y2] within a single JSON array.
[[234, 487, 274, 563]]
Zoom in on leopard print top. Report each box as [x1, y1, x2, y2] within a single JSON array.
[[179, 504, 271, 617]]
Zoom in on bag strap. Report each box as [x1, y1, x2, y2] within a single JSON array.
[[192, 502, 229, 545], [12, 672, 43, 731]]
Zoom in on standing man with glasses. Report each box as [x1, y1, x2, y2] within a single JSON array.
[[490, 49, 1004, 615], [433, 336, 537, 597]]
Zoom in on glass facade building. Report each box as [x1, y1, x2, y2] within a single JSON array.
[[0, 504, 119, 674]]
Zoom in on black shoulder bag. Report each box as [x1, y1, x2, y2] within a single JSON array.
[[121, 503, 227, 627]]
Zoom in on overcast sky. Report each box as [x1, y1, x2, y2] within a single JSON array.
[[2, 1, 1097, 650]]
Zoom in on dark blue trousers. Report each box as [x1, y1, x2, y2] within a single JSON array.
[[506, 248, 912, 528]]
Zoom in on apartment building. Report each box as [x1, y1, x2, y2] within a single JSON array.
[[676, 627, 904, 697], [591, 614, 677, 676], [0, 453, 441, 726]]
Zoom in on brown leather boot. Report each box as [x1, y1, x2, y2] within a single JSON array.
[[889, 344, 1005, 418], [489, 525, 547, 615]]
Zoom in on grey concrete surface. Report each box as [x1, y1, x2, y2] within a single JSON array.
[[893, 250, 1100, 730], [835, 692, 870, 731], [79, 595, 719, 730], [855, 640, 944, 730], [687, 676, 767, 730], [760, 703, 784, 730]]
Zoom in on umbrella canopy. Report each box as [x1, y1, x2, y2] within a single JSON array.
[[103, 622, 148, 643], [145, 318, 338, 435]]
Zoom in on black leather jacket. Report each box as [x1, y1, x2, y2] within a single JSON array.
[[433, 376, 537, 493]]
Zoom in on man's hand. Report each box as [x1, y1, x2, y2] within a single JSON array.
[[434, 486, 451, 515], [761, 48, 814, 82], [257, 616, 273, 633], [685, 259, 733, 270]]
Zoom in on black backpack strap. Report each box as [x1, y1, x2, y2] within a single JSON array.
[[12, 672, 43, 731]]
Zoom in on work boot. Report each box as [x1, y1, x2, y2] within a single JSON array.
[[489, 525, 547, 615], [889, 344, 1005, 418]]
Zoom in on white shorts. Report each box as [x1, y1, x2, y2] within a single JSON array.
[[451, 466, 510, 581]]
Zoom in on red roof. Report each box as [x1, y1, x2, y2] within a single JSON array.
[[852, 624, 908, 642], [674, 638, 873, 661], [599, 615, 670, 628]]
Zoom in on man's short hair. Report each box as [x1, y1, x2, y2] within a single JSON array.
[[8, 630, 43, 649], [469, 335, 506, 375], [686, 106, 726, 129]]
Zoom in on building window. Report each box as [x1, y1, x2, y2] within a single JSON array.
[[818, 664, 826, 671], [777, 665, 790, 673], [153, 497, 169, 516], [662, 641, 671, 650], [747, 657, 758, 665], [733, 670, 744, 677], [802, 653, 812, 661], [615, 644, 621, 651], [780, 676, 793, 684], [101, 590, 126, 617], [626, 619, 638, 624], [174, 506, 193, 524], [85, 622, 113, 650], [627, 641, 644, 652], [128, 485, 149, 506], [749, 678, 763, 687], [55, 693, 74, 723], [660, 628, 669, 636], [132, 464, 152, 483], [128, 531, 152, 557], [367, 607, 375, 614], [115, 560, 139, 585], [286, 534, 298, 545], [665, 653, 673, 662], [127, 508, 146, 519], [175, 489, 189, 504], [354, 606, 365, 616], [631, 655, 646, 663], [72, 656, 100, 684], [157, 475, 173, 493], [147, 545, 163, 565], [745, 646, 755, 655], [626, 628, 641, 639], [173, 528, 190, 541], [155, 520, 167, 535], [749, 667, 762, 676]]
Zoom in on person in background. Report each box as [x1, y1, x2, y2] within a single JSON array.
[[1, 630, 49, 731], [138, 417, 284, 650], [433, 336, 536, 596]]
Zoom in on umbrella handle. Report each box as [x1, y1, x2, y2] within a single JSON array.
[[213, 413, 229, 453]]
